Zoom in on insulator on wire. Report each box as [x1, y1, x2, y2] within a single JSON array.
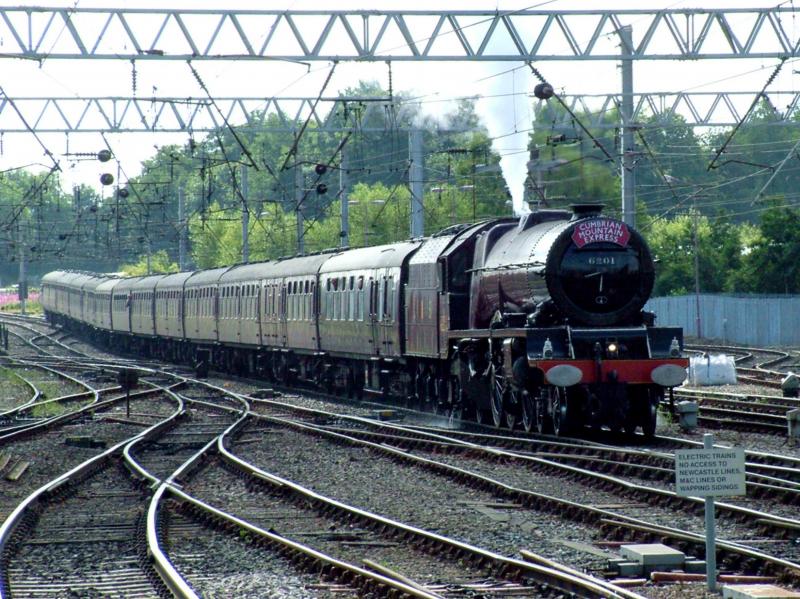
[[534, 83, 554, 100]]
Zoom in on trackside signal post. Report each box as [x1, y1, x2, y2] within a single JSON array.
[[675, 434, 746, 591]]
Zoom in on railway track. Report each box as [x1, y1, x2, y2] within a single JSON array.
[[0, 316, 640, 598], [4, 314, 800, 595], [223, 386, 800, 583]]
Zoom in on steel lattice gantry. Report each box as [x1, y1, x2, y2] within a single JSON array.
[[1, 92, 799, 133], [0, 7, 799, 61]]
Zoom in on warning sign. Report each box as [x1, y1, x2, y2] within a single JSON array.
[[675, 448, 746, 497]]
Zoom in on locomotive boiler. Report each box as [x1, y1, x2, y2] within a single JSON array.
[[41, 204, 687, 438]]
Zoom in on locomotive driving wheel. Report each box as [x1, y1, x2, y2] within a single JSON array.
[[642, 389, 662, 438], [489, 362, 506, 428], [522, 389, 547, 433], [505, 385, 520, 430], [551, 386, 571, 437], [447, 376, 464, 424]]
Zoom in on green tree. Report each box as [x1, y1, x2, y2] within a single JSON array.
[[730, 203, 800, 293], [120, 250, 177, 275], [645, 211, 744, 296]]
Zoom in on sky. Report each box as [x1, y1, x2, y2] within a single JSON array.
[[0, 0, 799, 214]]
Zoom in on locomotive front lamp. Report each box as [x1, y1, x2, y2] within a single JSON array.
[[606, 342, 619, 358], [669, 337, 681, 357], [542, 338, 553, 359]]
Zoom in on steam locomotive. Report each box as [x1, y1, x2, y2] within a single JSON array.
[[41, 204, 687, 437]]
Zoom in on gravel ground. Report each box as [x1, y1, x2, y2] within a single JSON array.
[[415, 449, 800, 561], [185, 459, 509, 591], [6, 462, 160, 598], [0, 396, 176, 522], [229, 420, 800, 598], [231, 421, 635, 577], [164, 506, 359, 599]]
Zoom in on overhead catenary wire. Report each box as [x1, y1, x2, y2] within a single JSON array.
[[707, 58, 787, 171]]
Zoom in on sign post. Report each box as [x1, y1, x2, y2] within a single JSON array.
[[675, 433, 746, 592], [117, 368, 139, 419]]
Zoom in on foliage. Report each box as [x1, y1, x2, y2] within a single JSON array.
[[120, 250, 178, 275], [1, 78, 799, 302], [644, 211, 742, 295], [729, 203, 800, 294]]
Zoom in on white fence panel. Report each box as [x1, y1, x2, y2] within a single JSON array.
[[647, 294, 800, 346]]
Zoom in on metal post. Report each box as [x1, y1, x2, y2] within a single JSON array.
[[340, 147, 349, 248], [146, 237, 152, 275], [18, 220, 26, 316], [619, 25, 636, 227], [693, 198, 703, 338], [178, 187, 187, 271], [295, 163, 305, 256], [409, 128, 424, 238], [240, 164, 249, 263], [703, 433, 717, 591]]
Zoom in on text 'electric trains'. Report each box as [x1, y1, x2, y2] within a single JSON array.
[[41, 204, 688, 437]]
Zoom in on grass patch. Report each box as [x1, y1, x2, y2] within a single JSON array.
[[30, 400, 68, 418], [0, 300, 42, 314], [0, 367, 33, 410]]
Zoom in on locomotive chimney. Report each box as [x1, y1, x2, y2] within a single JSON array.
[[570, 203, 604, 220]]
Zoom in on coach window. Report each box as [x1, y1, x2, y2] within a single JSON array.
[[329, 277, 336, 320], [331, 278, 338, 321], [289, 281, 300, 320], [375, 278, 384, 322], [384, 277, 392, 321], [287, 282, 292, 321], [356, 276, 364, 321], [287, 282, 293, 321], [297, 281, 302, 320]]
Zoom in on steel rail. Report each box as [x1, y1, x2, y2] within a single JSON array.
[[218, 416, 644, 599], [0, 388, 184, 599], [238, 408, 800, 581]]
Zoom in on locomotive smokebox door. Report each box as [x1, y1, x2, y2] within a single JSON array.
[[117, 368, 139, 390]]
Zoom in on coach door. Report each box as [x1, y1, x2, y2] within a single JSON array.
[[279, 282, 288, 347], [368, 276, 380, 355], [376, 269, 396, 357]]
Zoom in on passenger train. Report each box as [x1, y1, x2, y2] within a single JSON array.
[[41, 204, 688, 437]]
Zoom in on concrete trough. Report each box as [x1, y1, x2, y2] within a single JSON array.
[[788, 408, 800, 439], [723, 584, 800, 599], [676, 400, 698, 431], [620, 543, 685, 574]]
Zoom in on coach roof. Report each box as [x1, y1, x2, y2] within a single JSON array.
[[319, 240, 422, 273]]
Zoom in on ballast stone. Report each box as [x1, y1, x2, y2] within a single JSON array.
[[723, 584, 800, 599]]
